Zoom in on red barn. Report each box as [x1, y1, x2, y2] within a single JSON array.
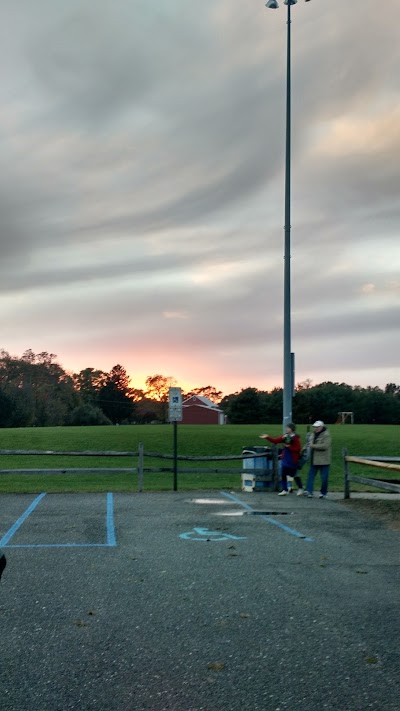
[[182, 396, 226, 425]]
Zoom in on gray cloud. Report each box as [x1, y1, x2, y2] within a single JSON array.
[[0, 0, 399, 391]]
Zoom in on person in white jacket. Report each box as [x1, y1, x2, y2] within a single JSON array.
[[304, 420, 332, 498]]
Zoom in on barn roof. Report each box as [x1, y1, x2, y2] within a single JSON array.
[[183, 395, 223, 411]]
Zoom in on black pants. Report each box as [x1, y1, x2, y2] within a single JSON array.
[[282, 466, 303, 491], [0, 551, 6, 581]]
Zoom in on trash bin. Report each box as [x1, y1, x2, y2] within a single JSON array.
[[241, 446, 274, 492]]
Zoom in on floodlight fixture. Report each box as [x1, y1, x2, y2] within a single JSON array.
[[266, 0, 311, 7]]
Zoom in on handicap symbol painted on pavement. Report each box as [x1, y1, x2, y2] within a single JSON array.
[[179, 527, 246, 542]]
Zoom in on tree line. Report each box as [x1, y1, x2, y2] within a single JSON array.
[[0, 349, 398, 427], [0, 349, 222, 427], [221, 380, 400, 425]]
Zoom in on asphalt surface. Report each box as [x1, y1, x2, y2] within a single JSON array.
[[1, 491, 399, 711]]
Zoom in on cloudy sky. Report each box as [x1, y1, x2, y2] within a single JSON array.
[[1, 0, 399, 395]]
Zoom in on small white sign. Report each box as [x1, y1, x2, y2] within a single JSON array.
[[168, 387, 183, 422]]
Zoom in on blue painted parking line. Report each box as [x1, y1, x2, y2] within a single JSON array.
[[221, 491, 313, 542], [0, 493, 46, 547], [106, 493, 117, 546], [1, 493, 117, 548], [259, 514, 313, 541]]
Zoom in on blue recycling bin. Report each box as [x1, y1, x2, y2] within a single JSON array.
[[242, 446, 274, 491]]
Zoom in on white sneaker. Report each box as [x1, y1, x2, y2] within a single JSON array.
[[278, 490, 288, 496], [297, 488, 304, 496]]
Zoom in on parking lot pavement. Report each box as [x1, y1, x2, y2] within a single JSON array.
[[1, 491, 399, 711], [327, 492, 400, 501]]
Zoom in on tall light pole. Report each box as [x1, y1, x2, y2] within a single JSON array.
[[265, 0, 311, 427]]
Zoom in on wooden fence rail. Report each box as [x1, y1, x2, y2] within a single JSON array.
[[0, 468, 135, 476], [343, 449, 400, 498], [0, 448, 269, 461], [0, 444, 278, 492], [0, 449, 138, 457], [143, 451, 270, 462], [137, 446, 277, 492]]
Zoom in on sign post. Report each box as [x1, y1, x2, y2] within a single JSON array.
[[168, 388, 183, 492]]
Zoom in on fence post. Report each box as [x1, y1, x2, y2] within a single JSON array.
[[138, 442, 144, 493], [272, 445, 280, 492], [173, 422, 178, 492], [343, 448, 350, 499]]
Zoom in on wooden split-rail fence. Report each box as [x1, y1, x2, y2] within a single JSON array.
[[0, 446, 279, 492], [342, 449, 400, 498], [3, 447, 399, 496]]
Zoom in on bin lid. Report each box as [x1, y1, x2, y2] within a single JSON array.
[[242, 446, 271, 454]]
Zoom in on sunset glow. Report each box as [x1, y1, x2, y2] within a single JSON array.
[[0, 0, 399, 395]]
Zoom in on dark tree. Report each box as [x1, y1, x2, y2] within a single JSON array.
[[98, 365, 136, 424], [262, 388, 283, 423], [0, 388, 13, 427], [68, 404, 112, 426], [145, 374, 177, 422], [0, 349, 78, 426], [72, 368, 107, 405], [225, 387, 263, 424], [185, 386, 223, 405]]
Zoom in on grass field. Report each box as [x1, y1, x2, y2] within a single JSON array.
[[0, 424, 399, 493]]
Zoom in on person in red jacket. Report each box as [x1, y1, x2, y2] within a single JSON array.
[[260, 423, 304, 496]]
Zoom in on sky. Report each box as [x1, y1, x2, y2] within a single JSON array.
[[0, 0, 399, 396]]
